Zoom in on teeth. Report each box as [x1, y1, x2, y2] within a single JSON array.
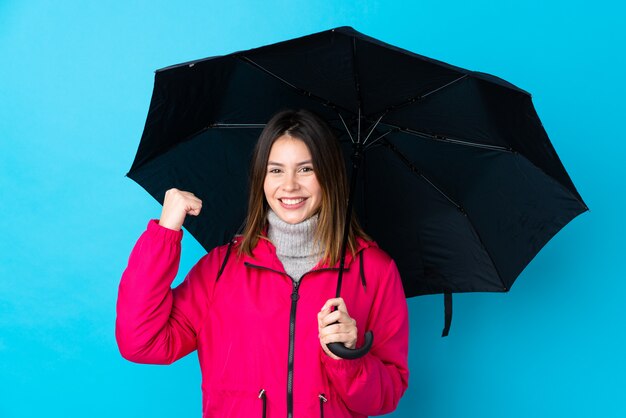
[[281, 198, 304, 205]]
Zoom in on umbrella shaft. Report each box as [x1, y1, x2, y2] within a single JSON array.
[[335, 143, 363, 298]]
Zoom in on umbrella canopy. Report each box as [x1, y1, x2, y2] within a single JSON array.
[[128, 26, 587, 323]]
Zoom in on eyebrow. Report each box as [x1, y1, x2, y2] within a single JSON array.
[[267, 160, 312, 166]]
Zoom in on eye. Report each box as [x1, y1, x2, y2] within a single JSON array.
[[300, 166, 314, 173], [268, 168, 282, 174]]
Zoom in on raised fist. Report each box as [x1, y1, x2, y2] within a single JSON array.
[[158, 188, 203, 231]]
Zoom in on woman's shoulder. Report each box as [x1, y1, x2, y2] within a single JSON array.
[[356, 239, 405, 295], [356, 237, 396, 270], [194, 237, 245, 275]]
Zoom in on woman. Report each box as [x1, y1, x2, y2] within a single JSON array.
[[116, 109, 409, 417]]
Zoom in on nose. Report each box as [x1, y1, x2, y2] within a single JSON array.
[[282, 172, 300, 192]]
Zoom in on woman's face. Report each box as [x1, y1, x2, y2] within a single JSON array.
[[264, 135, 322, 224]]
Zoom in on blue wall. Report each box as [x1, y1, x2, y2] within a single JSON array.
[[1, 1, 624, 417]]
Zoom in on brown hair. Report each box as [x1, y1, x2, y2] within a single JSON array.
[[239, 109, 369, 265]]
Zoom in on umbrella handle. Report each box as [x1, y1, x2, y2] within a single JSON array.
[[326, 330, 373, 360]]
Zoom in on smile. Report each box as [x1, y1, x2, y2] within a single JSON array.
[[279, 198, 307, 208], [280, 198, 305, 205]]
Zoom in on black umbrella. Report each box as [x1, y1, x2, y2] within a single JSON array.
[[127, 27, 587, 353]]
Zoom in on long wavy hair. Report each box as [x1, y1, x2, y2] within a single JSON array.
[[238, 109, 369, 265]]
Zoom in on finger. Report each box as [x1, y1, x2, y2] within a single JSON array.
[[318, 328, 357, 359], [319, 319, 357, 338], [319, 310, 342, 327], [164, 191, 202, 211], [320, 310, 357, 328], [321, 297, 347, 313], [167, 189, 200, 203], [187, 207, 202, 216], [319, 323, 344, 336], [320, 332, 357, 349], [317, 304, 335, 328], [318, 323, 357, 339], [183, 194, 202, 204], [317, 310, 327, 329], [181, 195, 202, 206], [186, 201, 203, 216]]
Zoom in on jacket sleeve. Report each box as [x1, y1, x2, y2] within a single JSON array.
[[320, 254, 409, 415], [115, 219, 220, 365]]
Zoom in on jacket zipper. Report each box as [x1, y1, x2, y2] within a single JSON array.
[[258, 389, 267, 418], [319, 393, 327, 418], [245, 262, 301, 418], [244, 262, 344, 418]]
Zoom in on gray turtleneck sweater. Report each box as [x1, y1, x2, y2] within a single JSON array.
[[267, 210, 323, 282]]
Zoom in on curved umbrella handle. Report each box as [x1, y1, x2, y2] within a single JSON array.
[[326, 330, 373, 360]]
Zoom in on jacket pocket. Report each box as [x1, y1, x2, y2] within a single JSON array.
[[204, 386, 264, 417]]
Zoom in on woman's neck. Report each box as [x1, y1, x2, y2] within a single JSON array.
[[267, 209, 322, 280]]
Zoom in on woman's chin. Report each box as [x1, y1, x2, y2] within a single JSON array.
[[278, 214, 307, 224], [273, 209, 310, 225]]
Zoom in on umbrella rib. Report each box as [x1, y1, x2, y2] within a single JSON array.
[[379, 123, 588, 209], [422, 74, 469, 98], [360, 74, 468, 148], [362, 113, 386, 146], [337, 113, 356, 144], [364, 129, 394, 151], [376, 74, 469, 117], [377, 122, 513, 152], [351, 37, 364, 143], [381, 138, 508, 291], [236, 55, 355, 116], [381, 138, 461, 210]]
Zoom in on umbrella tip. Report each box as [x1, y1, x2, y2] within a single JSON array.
[[332, 26, 357, 34]]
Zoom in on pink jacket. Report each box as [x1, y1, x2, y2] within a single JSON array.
[[116, 220, 409, 417]]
